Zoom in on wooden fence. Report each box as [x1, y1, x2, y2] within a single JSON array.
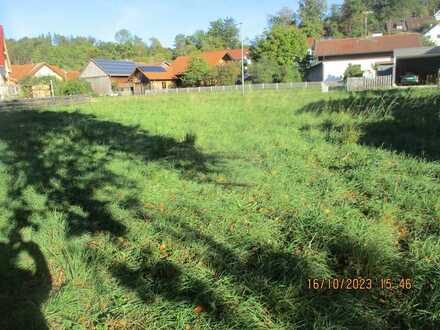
[[0, 95, 91, 111], [346, 75, 393, 92]]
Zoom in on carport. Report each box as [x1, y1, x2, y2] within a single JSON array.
[[393, 47, 440, 85]]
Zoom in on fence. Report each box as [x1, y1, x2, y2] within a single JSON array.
[[346, 75, 393, 92], [140, 81, 344, 96], [0, 95, 91, 111], [0, 85, 19, 100]]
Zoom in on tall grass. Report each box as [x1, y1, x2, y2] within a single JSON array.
[[0, 89, 439, 329]]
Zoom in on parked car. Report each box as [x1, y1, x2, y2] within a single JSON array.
[[400, 73, 419, 85]]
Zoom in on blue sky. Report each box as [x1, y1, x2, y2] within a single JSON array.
[[1, 0, 340, 47]]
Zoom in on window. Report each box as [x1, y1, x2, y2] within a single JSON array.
[[162, 82, 167, 89]]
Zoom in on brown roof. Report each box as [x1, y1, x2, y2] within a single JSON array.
[[47, 64, 67, 79], [141, 70, 176, 81], [66, 71, 80, 80], [10, 63, 37, 80], [315, 33, 422, 57], [227, 48, 250, 60], [171, 50, 233, 75], [11, 63, 67, 81]]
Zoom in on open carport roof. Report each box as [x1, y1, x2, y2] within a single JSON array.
[[394, 46, 440, 59]]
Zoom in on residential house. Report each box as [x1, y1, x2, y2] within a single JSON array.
[[424, 24, 440, 45], [129, 64, 176, 94], [79, 59, 137, 95], [171, 50, 234, 77], [0, 24, 15, 99], [10, 63, 67, 81], [226, 48, 251, 63], [310, 33, 422, 81]]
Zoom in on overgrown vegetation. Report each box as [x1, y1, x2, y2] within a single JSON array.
[[0, 89, 439, 329], [18, 76, 94, 97]]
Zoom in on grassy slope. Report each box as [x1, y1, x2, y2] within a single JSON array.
[[0, 89, 439, 329]]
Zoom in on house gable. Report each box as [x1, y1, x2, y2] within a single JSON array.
[[33, 64, 63, 80], [79, 61, 108, 79]]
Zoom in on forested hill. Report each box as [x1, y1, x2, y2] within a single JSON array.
[[5, 0, 440, 71]]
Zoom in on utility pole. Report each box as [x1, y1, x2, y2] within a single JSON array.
[[239, 22, 245, 96], [363, 11, 373, 37]]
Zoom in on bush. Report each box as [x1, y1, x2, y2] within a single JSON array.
[[249, 57, 302, 83], [19, 76, 93, 97], [344, 64, 363, 81], [207, 62, 241, 86], [182, 57, 210, 87], [57, 79, 93, 96]]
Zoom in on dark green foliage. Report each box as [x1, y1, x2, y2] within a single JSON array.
[[173, 18, 241, 57], [344, 64, 364, 80], [208, 62, 241, 86], [181, 57, 210, 86], [57, 79, 94, 96], [251, 24, 308, 67], [249, 57, 302, 83], [298, 0, 327, 38], [7, 32, 173, 71]]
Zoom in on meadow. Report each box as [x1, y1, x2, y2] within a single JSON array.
[[0, 88, 439, 329]]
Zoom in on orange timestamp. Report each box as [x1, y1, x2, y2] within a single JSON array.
[[307, 278, 413, 290]]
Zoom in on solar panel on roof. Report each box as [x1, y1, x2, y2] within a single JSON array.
[[94, 59, 136, 76], [139, 66, 166, 73]]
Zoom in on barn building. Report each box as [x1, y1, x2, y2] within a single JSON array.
[[79, 59, 137, 95], [129, 65, 176, 94], [308, 33, 422, 81]]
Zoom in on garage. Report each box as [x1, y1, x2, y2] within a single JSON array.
[[394, 47, 440, 85]]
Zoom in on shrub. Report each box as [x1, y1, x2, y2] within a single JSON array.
[[249, 57, 302, 83], [343, 64, 363, 81], [57, 79, 93, 96], [207, 62, 241, 86], [182, 57, 210, 87]]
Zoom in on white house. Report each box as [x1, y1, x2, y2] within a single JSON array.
[[425, 24, 440, 45], [10, 63, 67, 81], [311, 33, 423, 81]]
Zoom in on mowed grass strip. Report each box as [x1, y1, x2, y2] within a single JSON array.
[[0, 89, 439, 329]]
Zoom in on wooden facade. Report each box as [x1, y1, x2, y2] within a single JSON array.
[[129, 68, 176, 95]]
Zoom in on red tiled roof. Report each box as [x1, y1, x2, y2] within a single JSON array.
[[227, 48, 250, 60], [66, 71, 80, 80], [315, 33, 422, 57], [171, 50, 233, 75], [10, 63, 37, 81], [141, 70, 176, 81], [11, 63, 67, 81], [0, 25, 5, 66], [47, 64, 67, 79]]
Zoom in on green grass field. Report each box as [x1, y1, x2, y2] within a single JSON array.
[[0, 89, 439, 329]]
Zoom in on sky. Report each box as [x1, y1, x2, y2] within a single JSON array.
[[0, 0, 340, 47]]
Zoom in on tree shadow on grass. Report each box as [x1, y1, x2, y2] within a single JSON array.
[[0, 109, 218, 329], [298, 89, 440, 161], [108, 214, 404, 329]]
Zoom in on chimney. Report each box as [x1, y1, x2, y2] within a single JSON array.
[[0, 25, 5, 66]]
